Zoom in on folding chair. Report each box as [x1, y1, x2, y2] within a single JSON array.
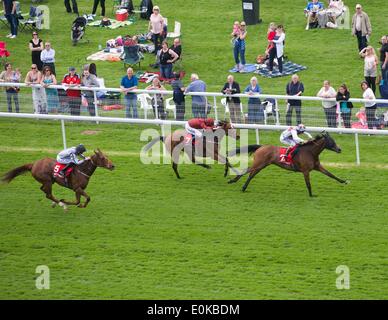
[[167, 21, 181, 38], [123, 45, 144, 69]]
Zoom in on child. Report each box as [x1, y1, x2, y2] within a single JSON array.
[[231, 21, 240, 44]]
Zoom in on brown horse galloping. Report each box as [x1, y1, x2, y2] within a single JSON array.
[[1, 149, 115, 211], [143, 120, 240, 179], [228, 132, 349, 197]]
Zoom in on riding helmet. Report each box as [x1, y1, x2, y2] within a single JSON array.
[[75, 144, 86, 154]]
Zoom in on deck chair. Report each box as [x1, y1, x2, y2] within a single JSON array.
[[123, 45, 144, 69], [167, 21, 181, 38], [165, 97, 176, 119], [137, 93, 153, 119], [19, 6, 43, 32]]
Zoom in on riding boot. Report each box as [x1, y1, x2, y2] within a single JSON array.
[[59, 163, 71, 177]]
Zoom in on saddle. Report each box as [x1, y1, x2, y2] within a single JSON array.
[[279, 145, 299, 165], [53, 162, 74, 178]]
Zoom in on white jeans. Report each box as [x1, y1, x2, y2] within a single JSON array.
[[185, 123, 203, 138], [280, 136, 297, 147]]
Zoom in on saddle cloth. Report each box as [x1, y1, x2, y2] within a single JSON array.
[[53, 162, 73, 178]]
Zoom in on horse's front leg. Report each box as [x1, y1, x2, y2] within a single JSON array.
[[76, 188, 91, 208], [40, 182, 62, 208], [316, 164, 348, 184], [303, 171, 313, 197], [59, 192, 81, 206], [213, 151, 239, 177]]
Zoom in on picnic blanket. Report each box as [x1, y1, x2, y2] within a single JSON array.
[[254, 61, 307, 78], [87, 48, 123, 61], [87, 19, 133, 29], [138, 71, 186, 84], [229, 64, 257, 73]]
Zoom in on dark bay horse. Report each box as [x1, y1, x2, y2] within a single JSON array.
[[1, 149, 115, 211], [228, 132, 349, 196], [143, 121, 240, 179]]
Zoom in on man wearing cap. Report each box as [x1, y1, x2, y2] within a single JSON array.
[[351, 4, 372, 52], [62, 67, 81, 116]]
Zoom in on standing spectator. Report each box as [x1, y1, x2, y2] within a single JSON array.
[[146, 77, 167, 120], [64, 0, 79, 14], [360, 46, 378, 93], [159, 41, 179, 80], [171, 72, 185, 121], [185, 73, 207, 118], [272, 25, 286, 74], [222, 75, 241, 123], [88, 63, 98, 77], [0, 63, 20, 113], [29, 32, 43, 71], [25, 64, 47, 114], [361, 80, 377, 129], [170, 38, 182, 60], [233, 21, 247, 73], [40, 42, 56, 76], [244, 76, 262, 124], [92, 0, 105, 16], [317, 80, 337, 128], [3, 0, 18, 39], [266, 22, 277, 75], [351, 4, 372, 52], [81, 68, 99, 117], [120, 67, 138, 118], [379, 35, 388, 83], [40, 66, 59, 113], [286, 74, 304, 126], [380, 35, 388, 83], [336, 84, 352, 129], [148, 6, 164, 55], [62, 67, 81, 116]]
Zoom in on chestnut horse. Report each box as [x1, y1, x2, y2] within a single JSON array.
[[228, 132, 349, 197], [143, 120, 240, 179], [1, 149, 115, 211]]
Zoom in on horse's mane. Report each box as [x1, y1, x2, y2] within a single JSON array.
[[301, 133, 325, 147]]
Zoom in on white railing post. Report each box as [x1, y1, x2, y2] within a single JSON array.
[[255, 129, 260, 144], [275, 98, 280, 126], [213, 96, 218, 121], [61, 119, 67, 149], [153, 94, 158, 119], [355, 133, 361, 165], [93, 90, 99, 124]]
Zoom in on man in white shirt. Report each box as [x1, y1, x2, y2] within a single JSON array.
[[40, 42, 56, 75], [317, 80, 337, 128]]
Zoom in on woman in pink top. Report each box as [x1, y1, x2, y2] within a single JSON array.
[[148, 5, 164, 55]]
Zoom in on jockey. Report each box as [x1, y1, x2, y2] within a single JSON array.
[[56, 144, 87, 177], [280, 124, 312, 156], [185, 118, 222, 143]]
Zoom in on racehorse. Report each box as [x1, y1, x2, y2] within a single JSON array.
[[228, 131, 349, 197], [143, 120, 240, 179], [1, 149, 115, 211]]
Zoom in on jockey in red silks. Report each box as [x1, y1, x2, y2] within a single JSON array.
[[185, 118, 222, 144]]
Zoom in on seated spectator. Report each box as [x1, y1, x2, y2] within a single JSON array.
[[170, 38, 182, 60], [304, 0, 324, 29], [81, 67, 100, 116], [62, 67, 81, 116], [146, 77, 167, 119], [317, 0, 345, 29]]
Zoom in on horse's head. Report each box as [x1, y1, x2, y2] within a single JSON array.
[[218, 120, 240, 140], [92, 149, 115, 170], [321, 131, 341, 153]]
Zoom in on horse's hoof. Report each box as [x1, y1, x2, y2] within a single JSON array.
[[51, 202, 57, 208], [59, 202, 69, 212], [344, 180, 350, 185], [228, 179, 236, 184]]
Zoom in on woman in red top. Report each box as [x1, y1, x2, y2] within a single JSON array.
[[266, 23, 277, 74], [62, 66, 81, 116]]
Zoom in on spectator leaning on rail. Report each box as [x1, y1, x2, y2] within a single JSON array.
[[62, 66, 81, 116], [244, 76, 262, 124], [40, 42, 56, 76], [25, 64, 48, 114], [40, 66, 59, 113], [81, 67, 100, 117], [0, 62, 21, 113], [336, 84, 353, 129], [120, 67, 138, 119], [285, 74, 304, 126], [351, 4, 372, 52], [360, 80, 377, 129], [185, 73, 207, 118], [221, 75, 241, 123], [317, 80, 337, 128]]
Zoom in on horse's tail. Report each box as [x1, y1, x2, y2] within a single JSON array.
[[142, 136, 165, 152], [228, 144, 262, 157], [1, 163, 33, 183]]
